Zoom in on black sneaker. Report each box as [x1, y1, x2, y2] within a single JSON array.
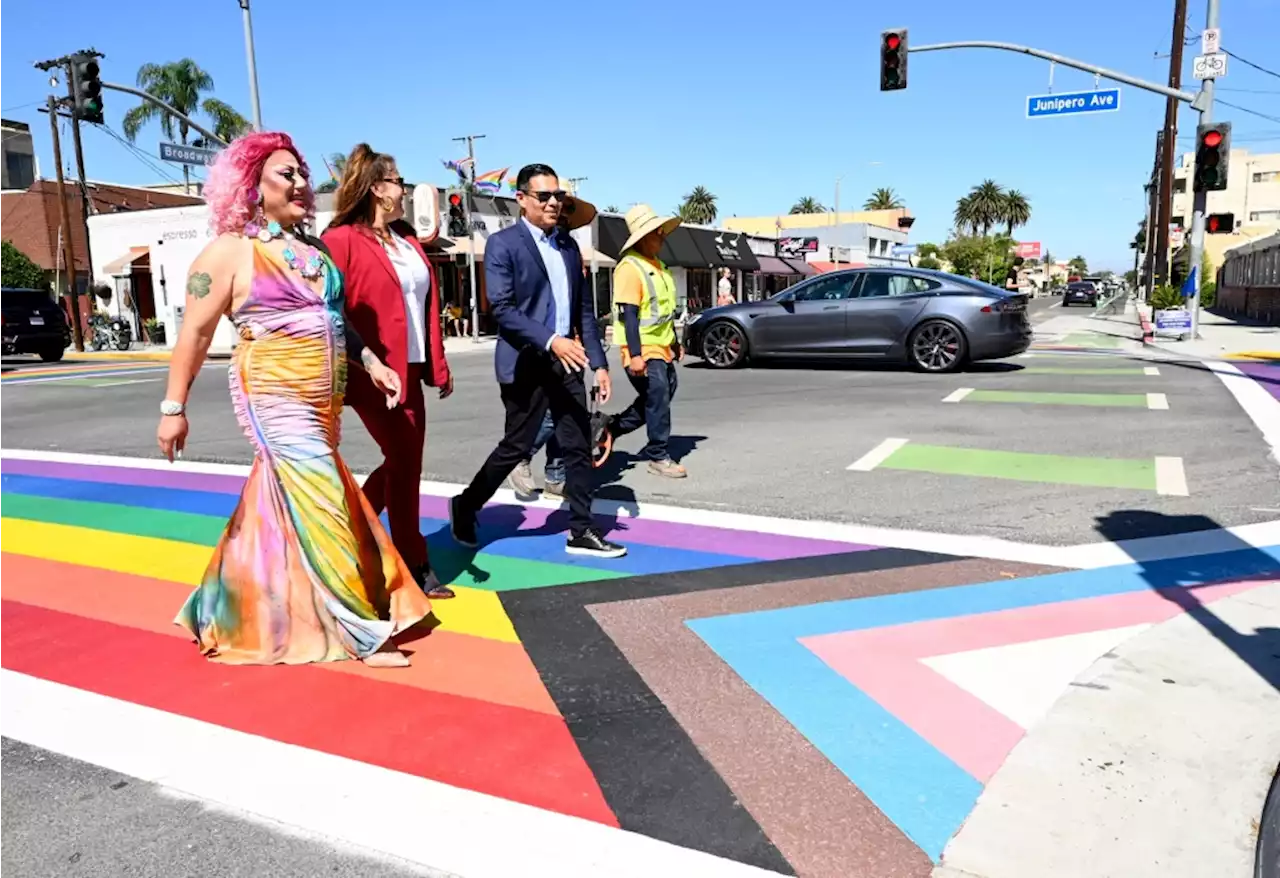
[[566, 527, 627, 559], [450, 497, 478, 549]]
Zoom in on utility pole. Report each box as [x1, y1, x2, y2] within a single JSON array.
[[566, 176, 587, 194], [1186, 0, 1219, 340], [237, 0, 264, 129], [452, 133, 485, 342], [1154, 0, 1188, 288], [48, 95, 84, 352], [65, 57, 97, 311]]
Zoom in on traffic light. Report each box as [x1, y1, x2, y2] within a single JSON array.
[[71, 54, 104, 124], [880, 28, 908, 91], [1206, 212, 1235, 234], [1193, 122, 1231, 193], [446, 191, 467, 237]]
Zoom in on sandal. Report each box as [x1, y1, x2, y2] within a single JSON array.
[[415, 566, 456, 600]]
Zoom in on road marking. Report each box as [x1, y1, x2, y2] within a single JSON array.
[[0, 672, 775, 878], [861, 443, 1163, 492], [963, 390, 1151, 408], [1154, 456, 1189, 496], [91, 378, 161, 387], [847, 438, 910, 472], [1144, 366, 1160, 376], [1146, 393, 1169, 410], [942, 388, 974, 403], [1206, 360, 1280, 472], [1017, 366, 1154, 376]]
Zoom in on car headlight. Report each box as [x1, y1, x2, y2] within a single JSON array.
[[686, 312, 704, 326]]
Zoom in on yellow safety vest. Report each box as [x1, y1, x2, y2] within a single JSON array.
[[612, 252, 677, 349]]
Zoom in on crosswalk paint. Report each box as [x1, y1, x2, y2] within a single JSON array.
[[1154, 456, 1190, 496], [942, 388, 974, 403], [1146, 393, 1169, 410], [847, 438, 910, 472]]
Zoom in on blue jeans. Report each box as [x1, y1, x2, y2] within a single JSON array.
[[529, 409, 565, 483], [612, 359, 677, 461]]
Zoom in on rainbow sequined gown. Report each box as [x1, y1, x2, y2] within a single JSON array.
[[176, 240, 431, 664]]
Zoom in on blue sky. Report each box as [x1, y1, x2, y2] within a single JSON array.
[[3, 0, 1278, 272]]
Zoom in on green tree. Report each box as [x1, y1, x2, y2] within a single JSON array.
[[953, 194, 979, 236], [1068, 255, 1088, 275], [315, 152, 349, 195], [1, 240, 48, 289], [122, 59, 250, 193], [677, 186, 718, 224], [863, 187, 903, 210], [1124, 269, 1139, 287], [789, 196, 825, 214], [941, 234, 1016, 283], [915, 242, 942, 270], [1001, 189, 1031, 236]]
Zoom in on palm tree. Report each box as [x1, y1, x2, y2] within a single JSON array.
[[315, 152, 348, 194], [1002, 189, 1031, 236], [122, 59, 250, 194], [953, 194, 980, 236], [604, 204, 620, 213], [678, 186, 717, 224], [864, 187, 903, 210], [789, 196, 825, 214], [967, 180, 1005, 237]]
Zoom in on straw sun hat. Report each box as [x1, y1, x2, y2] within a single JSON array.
[[621, 203, 681, 253]]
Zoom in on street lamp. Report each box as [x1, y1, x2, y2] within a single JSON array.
[[237, 0, 263, 129]]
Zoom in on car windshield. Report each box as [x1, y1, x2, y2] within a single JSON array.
[[2, 289, 54, 309]]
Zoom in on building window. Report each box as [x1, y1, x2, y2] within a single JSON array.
[[5, 151, 35, 189], [1248, 210, 1280, 223], [1252, 171, 1280, 183], [1173, 179, 1186, 193]]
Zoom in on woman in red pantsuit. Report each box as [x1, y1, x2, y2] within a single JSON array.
[[323, 144, 455, 598]]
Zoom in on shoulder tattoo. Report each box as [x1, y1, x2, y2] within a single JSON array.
[[187, 272, 213, 299]]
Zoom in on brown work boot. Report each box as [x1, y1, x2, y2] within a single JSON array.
[[648, 459, 687, 479], [507, 460, 537, 501]]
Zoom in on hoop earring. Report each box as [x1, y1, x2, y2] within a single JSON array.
[[378, 194, 396, 213], [244, 188, 268, 239]]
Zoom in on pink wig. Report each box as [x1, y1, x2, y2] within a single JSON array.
[[204, 131, 314, 235]]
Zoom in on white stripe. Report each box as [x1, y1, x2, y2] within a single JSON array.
[[942, 388, 974, 403], [1146, 392, 1169, 410], [847, 438, 909, 472], [92, 378, 162, 387], [1144, 366, 1160, 376], [0, 672, 781, 878], [1205, 360, 1280, 471], [3, 448, 1279, 571], [1154, 456, 1190, 496]]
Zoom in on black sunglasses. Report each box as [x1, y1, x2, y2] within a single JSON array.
[[382, 176, 406, 187], [521, 188, 567, 203]]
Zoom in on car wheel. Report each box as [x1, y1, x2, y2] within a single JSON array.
[[908, 319, 967, 373], [39, 345, 65, 363], [701, 320, 748, 369]]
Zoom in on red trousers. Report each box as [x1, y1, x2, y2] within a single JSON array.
[[351, 363, 429, 570]]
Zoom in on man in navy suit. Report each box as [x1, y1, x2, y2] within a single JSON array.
[[450, 164, 625, 558]]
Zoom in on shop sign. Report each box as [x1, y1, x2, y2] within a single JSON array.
[[713, 232, 744, 262], [778, 237, 819, 257]]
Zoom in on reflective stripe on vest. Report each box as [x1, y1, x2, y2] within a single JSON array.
[[613, 254, 677, 347]]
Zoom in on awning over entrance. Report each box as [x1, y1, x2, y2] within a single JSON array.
[[754, 255, 801, 275], [805, 260, 865, 275], [597, 216, 760, 271], [783, 258, 817, 275], [102, 247, 149, 276]]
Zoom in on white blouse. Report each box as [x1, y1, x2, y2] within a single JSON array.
[[384, 231, 431, 363]]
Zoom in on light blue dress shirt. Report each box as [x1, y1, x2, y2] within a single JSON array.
[[521, 217, 571, 344]]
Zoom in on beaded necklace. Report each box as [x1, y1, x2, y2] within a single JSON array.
[[245, 218, 324, 280]]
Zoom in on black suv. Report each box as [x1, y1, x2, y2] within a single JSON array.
[[1063, 281, 1098, 307], [2, 287, 71, 361]]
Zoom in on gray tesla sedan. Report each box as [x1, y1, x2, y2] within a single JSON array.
[[682, 267, 1032, 373]]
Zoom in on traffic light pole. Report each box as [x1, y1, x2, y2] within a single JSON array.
[[65, 61, 95, 307], [101, 82, 228, 147], [452, 133, 485, 342], [1185, 0, 1219, 341], [47, 95, 85, 352]]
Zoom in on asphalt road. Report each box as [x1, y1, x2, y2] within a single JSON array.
[[2, 297, 1275, 545], [0, 739, 451, 878]]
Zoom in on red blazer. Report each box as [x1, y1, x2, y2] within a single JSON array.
[[323, 220, 450, 410]]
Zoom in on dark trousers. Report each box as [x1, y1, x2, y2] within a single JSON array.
[[457, 350, 594, 535], [612, 359, 678, 461], [351, 363, 429, 570]]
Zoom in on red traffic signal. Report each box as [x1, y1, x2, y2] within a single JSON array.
[[448, 193, 462, 207], [1206, 212, 1235, 234], [1194, 122, 1231, 193], [1203, 130, 1222, 148], [880, 28, 908, 92]]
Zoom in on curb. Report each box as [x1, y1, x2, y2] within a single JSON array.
[[65, 350, 233, 362]]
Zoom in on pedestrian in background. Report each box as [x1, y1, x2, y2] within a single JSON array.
[[717, 267, 735, 306], [323, 144, 456, 599], [605, 204, 687, 479], [451, 164, 625, 558]]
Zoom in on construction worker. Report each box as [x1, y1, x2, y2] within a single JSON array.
[[605, 204, 687, 478]]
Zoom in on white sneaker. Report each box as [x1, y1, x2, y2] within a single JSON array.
[[507, 461, 537, 501]]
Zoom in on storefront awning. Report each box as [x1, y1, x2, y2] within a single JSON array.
[[102, 247, 149, 276], [597, 216, 760, 270], [783, 258, 817, 275], [754, 255, 801, 275], [805, 260, 864, 275]]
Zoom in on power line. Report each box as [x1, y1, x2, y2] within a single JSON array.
[[1222, 49, 1280, 80], [92, 122, 186, 186], [1216, 99, 1280, 125], [1217, 87, 1280, 95]]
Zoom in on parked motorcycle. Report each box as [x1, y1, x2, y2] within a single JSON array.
[[90, 313, 133, 351]]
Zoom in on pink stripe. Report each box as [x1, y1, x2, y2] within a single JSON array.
[[802, 579, 1272, 782]]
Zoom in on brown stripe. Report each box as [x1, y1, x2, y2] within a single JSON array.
[[588, 557, 1062, 878]]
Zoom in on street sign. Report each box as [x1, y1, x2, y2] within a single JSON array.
[[1192, 53, 1227, 80], [1201, 28, 1220, 56], [892, 244, 917, 257], [1154, 308, 1192, 336], [1170, 227, 1185, 249], [1026, 88, 1121, 118], [1015, 241, 1041, 259], [159, 142, 218, 167]]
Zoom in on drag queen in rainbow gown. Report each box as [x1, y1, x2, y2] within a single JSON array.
[[157, 132, 431, 668]]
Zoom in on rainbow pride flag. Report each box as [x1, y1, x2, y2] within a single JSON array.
[[474, 167, 509, 194]]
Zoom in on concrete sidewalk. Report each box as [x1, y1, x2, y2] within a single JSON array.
[[937, 583, 1280, 878], [1141, 306, 1280, 361]]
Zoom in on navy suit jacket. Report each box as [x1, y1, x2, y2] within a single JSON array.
[[485, 219, 607, 385]]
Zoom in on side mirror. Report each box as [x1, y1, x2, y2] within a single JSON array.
[[776, 291, 795, 304]]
